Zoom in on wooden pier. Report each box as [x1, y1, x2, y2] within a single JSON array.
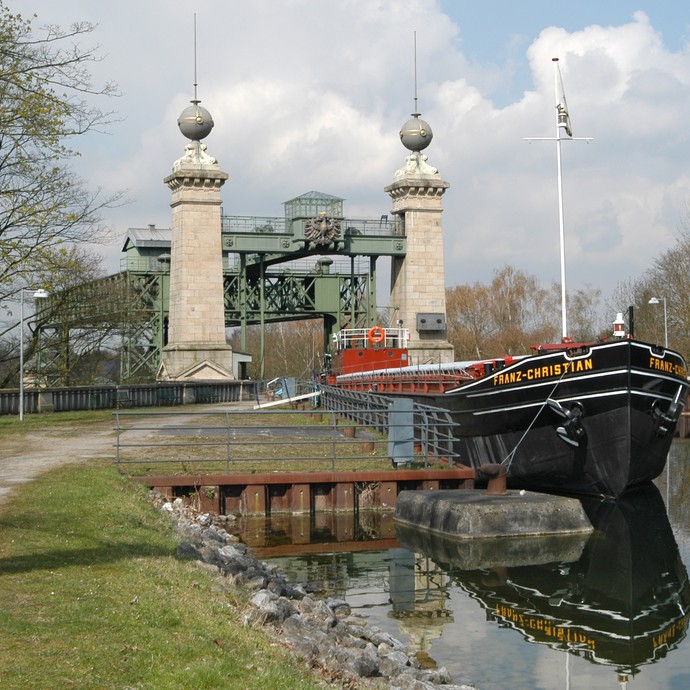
[[133, 466, 475, 516]]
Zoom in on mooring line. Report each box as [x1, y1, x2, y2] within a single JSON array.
[[501, 375, 566, 471]]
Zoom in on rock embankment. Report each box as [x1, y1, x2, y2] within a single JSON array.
[[155, 495, 476, 690]]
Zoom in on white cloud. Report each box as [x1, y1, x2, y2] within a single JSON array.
[[24, 0, 690, 300]]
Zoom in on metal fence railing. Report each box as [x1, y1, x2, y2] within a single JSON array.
[[318, 385, 458, 463], [113, 401, 459, 473]]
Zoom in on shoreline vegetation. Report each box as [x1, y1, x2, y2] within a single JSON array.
[[0, 414, 471, 689], [0, 460, 324, 689]]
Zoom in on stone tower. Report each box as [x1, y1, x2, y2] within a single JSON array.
[[385, 110, 454, 365], [158, 99, 234, 380]]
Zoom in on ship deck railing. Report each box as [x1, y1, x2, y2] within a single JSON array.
[[333, 327, 409, 350]]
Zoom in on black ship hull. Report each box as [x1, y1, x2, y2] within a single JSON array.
[[438, 339, 689, 497]]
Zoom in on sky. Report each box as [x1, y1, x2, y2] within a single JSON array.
[[21, 0, 690, 307]]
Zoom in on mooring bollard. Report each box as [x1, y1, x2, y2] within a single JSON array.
[[479, 463, 507, 496]]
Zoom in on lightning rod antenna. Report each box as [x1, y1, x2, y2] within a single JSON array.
[[398, 30, 432, 153], [193, 13, 199, 103], [413, 31, 419, 115]]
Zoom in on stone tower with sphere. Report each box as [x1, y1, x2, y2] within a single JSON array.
[[385, 106, 454, 365], [157, 95, 235, 381]]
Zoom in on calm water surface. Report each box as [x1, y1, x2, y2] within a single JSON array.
[[229, 442, 690, 690]]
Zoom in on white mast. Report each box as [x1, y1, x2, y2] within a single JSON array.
[[525, 58, 591, 341], [554, 58, 569, 340]]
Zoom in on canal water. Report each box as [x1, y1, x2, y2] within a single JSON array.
[[227, 442, 690, 690]]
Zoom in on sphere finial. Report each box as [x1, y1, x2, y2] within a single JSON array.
[[178, 100, 214, 141], [400, 112, 433, 152]]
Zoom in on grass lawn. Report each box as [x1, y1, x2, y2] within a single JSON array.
[[0, 409, 114, 436], [0, 459, 324, 690]]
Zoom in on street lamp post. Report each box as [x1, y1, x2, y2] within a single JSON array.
[[19, 288, 49, 421], [648, 296, 668, 349]]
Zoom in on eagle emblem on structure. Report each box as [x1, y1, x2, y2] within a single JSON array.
[[304, 212, 341, 245]]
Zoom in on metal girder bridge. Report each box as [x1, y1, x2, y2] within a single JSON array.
[[221, 190, 406, 355], [33, 273, 132, 386], [39, 192, 407, 383]]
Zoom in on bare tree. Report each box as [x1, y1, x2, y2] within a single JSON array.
[[487, 266, 558, 355], [446, 266, 559, 359], [446, 283, 495, 359], [643, 204, 690, 355], [566, 284, 605, 342]]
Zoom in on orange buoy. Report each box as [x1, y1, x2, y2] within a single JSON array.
[[368, 326, 385, 344]]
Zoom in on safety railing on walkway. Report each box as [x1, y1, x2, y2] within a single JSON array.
[[113, 403, 459, 473], [318, 385, 457, 461]]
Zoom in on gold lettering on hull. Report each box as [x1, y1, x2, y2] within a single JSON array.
[[493, 358, 593, 386], [649, 357, 687, 379], [490, 352, 688, 387]]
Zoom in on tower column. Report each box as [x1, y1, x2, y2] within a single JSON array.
[[384, 101, 454, 366], [385, 153, 454, 365], [157, 100, 235, 380]]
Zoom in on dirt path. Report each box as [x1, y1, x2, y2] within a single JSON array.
[[0, 402, 262, 506], [0, 424, 115, 503]]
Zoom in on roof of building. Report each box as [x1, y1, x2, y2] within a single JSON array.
[[122, 225, 171, 251], [283, 190, 344, 205]]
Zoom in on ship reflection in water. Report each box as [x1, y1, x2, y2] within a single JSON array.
[[231, 482, 690, 688], [396, 484, 690, 684]]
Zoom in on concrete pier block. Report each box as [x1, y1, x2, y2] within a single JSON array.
[[394, 489, 593, 541]]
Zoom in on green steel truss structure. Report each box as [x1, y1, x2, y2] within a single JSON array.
[[38, 192, 406, 383]]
